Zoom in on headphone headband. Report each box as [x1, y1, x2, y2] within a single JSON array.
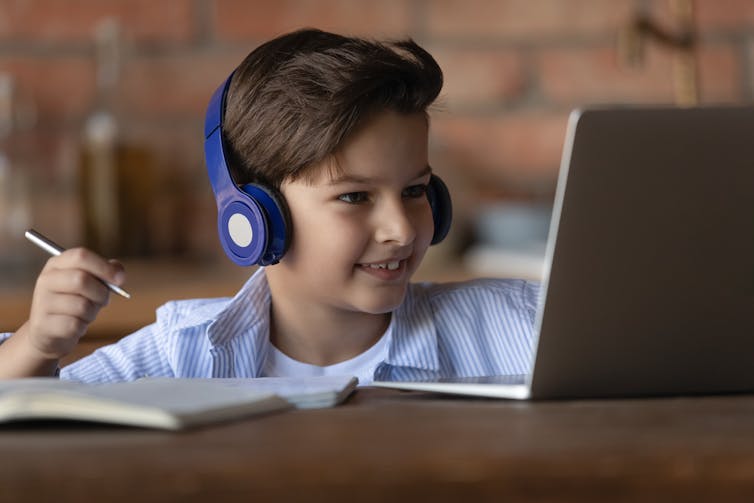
[[204, 73, 235, 207]]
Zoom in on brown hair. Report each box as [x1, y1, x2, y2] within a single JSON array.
[[223, 28, 443, 189]]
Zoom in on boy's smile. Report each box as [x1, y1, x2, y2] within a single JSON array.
[[356, 258, 408, 281], [264, 110, 434, 364]]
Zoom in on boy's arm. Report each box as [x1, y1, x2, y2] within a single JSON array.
[[0, 248, 125, 379], [0, 323, 59, 377]]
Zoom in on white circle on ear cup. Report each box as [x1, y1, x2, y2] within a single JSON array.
[[228, 212, 253, 248]]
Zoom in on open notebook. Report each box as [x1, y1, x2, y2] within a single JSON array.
[[0, 375, 357, 430], [375, 106, 754, 400]]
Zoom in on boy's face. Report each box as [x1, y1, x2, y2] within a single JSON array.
[[269, 110, 434, 315]]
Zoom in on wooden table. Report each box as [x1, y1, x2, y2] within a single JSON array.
[[2, 388, 754, 502]]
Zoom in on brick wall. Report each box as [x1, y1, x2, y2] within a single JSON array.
[[0, 0, 752, 263]]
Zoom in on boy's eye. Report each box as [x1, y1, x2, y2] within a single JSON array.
[[403, 184, 428, 198], [338, 192, 369, 204]]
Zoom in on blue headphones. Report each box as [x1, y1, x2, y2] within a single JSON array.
[[204, 72, 453, 267]]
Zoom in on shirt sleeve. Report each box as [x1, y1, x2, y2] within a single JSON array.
[[60, 320, 174, 384], [1, 324, 173, 383]]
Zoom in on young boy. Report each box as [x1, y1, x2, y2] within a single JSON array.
[[0, 29, 538, 384]]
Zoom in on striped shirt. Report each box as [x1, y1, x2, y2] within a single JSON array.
[[0, 268, 540, 384]]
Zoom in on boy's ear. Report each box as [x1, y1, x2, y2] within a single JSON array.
[[427, 174, 452, 245]]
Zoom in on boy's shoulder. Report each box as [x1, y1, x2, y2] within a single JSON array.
[[155, 296, 236, 330], [152, 268, 270, 334], [407, 277, 541, 314], [412, 277, 539, 300]]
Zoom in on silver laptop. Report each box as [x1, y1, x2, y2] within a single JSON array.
[[374, 106, 754, 400]]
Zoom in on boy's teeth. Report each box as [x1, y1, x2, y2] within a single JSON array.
[[367, 261, 400, 270]]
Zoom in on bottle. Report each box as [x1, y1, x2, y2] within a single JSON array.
[[79, 18, 156, 258], [80, 18, 120, 257], [0, 73, 33, 275]]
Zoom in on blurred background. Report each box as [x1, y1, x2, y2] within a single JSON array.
[[1, 0, 752, 349]]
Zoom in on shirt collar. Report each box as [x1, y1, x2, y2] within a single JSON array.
[[205, 270, 440, 374], [206, 268, 271, 371]]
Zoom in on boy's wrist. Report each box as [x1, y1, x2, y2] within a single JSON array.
[[12, 322, 61, 377]]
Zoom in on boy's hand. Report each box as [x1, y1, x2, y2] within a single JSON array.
[[23, 247, 126, 361]]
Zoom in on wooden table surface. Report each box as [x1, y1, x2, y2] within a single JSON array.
[[2, 388, 754, 502]]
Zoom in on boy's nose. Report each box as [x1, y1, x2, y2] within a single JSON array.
[[373, 199, 416, 246]]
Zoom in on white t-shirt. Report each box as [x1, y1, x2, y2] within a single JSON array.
[[261, 327, 391, 386]]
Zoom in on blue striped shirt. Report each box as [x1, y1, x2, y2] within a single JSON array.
[[1, 269, 540, 383]]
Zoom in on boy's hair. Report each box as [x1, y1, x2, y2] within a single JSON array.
[[223, 28, 443, 189]]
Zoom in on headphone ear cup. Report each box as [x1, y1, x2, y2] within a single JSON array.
[[427, 174, 452, 245], [217, 196, 268, 267], [239, 183, 291, 265]]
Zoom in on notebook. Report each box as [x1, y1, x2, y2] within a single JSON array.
[[0, 375, 358, 429], [173, 375, 359, 409], [374, 106, 754, 400]]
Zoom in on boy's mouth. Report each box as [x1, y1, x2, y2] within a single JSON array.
[[363, 260, 400, 270], [356, 259, 408, 280]]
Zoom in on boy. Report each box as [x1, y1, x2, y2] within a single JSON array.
[[0, 29, 538, 384]]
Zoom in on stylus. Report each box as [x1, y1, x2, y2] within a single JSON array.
[[24, 229, 131, 300]]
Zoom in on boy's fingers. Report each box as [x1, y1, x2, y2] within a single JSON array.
[[36, 293, 91, 321], [48, 247, 126, 286], [107, 259, 126, 285], [39, 267, 110, 304], [43, 293, 102, 324]]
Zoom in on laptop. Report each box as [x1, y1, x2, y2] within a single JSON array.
[[374, 106, 754, 400]]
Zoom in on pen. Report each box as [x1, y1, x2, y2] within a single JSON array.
[[24, 229, 131, 300]]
